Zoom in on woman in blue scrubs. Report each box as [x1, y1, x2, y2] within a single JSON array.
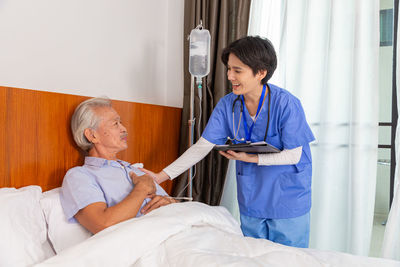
[[143, 36, 315, 248]]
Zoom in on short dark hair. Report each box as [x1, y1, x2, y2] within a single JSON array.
[[221, 36, 277, 84]]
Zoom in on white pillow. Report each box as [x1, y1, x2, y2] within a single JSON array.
[[40, 188, 92, 253], [0, 186, 48, 267]]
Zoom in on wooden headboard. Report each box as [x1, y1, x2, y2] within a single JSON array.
[[0, 86, 182, 194]]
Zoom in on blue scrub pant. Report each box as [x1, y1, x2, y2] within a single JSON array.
[[240, 212, 310, 248]]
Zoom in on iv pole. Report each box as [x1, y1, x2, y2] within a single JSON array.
[[187, 75, 195, 200], [186, 20, 210, 200]]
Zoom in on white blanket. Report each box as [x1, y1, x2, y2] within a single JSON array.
[[36, 202, 400, 267]]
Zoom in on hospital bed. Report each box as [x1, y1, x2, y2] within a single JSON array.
[[1, 86, 399, 267]]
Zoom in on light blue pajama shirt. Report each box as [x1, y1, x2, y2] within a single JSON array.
[[60, 156, 167, 222]]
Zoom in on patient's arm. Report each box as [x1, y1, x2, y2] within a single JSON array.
[[74, 172, 156, 234]]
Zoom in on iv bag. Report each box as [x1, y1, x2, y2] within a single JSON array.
[[189, 27, 210, 79]]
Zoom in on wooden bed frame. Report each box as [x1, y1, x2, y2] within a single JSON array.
[[0, 86, 182, 194]]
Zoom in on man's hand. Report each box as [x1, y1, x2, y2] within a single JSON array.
[[140, 195, 177, 215], [219, 150, 258, 163], [129, 172, 156, 195]]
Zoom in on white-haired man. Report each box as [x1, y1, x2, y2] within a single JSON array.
[[60, 97, 176, 234]]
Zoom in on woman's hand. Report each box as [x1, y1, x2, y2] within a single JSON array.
[[219, 150, 258, 163], [139, 168, 170, 184]]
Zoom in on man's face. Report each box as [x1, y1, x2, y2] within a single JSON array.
[[91, 106, 128, 154]]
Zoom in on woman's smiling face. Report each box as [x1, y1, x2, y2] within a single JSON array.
[[227, 53, 266, 96]]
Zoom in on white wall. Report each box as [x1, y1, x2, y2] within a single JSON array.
[[0, 0, 184, 108]]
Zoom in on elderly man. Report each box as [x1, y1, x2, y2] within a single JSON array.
[[60, 97, 176, 234]]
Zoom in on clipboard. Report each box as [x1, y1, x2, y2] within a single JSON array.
[[214, 141, 281, 153]]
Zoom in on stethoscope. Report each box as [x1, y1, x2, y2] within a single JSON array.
[[228, 84, 271, 144]]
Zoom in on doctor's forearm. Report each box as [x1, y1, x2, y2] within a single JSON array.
[[257, 146, 302, 166], [163, 137, 214, 179]]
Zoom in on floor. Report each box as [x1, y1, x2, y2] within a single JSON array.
[[369, 213, 387, 257]]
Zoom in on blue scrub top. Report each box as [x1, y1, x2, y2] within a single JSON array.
[[202, 84, 315, 219]]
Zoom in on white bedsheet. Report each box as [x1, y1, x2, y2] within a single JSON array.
[[36, 202, 400, 267]]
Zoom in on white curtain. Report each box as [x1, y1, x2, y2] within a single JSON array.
[[245, 0, 380, 256], [382, 4, 400, 260]]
